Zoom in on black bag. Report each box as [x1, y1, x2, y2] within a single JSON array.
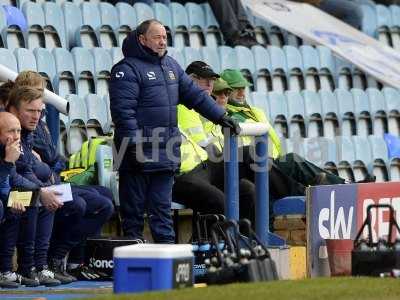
[[352, 204, 400, 276], [85, 237, 144, 278], [206, 219, 279, 285]]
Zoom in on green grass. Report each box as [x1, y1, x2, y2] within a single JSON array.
[[78, 277, 400, 300]]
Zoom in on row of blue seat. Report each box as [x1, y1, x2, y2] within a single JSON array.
[[248, 88, 400, 139]]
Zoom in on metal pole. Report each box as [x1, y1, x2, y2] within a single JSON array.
[[224, 129, 239, 220], [254, 134, 269, 245]]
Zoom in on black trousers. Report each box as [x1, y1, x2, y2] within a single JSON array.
[[172, 164, 255, 223]]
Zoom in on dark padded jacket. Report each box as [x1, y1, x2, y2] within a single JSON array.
[[109, 30, 225, 172]]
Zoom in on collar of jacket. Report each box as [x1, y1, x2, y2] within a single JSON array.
[[226, 101, 258, 122], [122, 30, 167, 64]]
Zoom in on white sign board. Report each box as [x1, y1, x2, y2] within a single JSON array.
[[244, 0, 400, 88]]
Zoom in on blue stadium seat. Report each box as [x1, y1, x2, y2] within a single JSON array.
[[85, 94, 109, 135], [318, 90, 339, 139], [376, 4, 392, 28], [284, 137, 305, 157], [71, 47, 95, 96], [268, 46, 288, 92], [335, 56, 353, 90], [283, 45, 304, 91], [285, 91, 306, 138], [52, 48, 76, 97], [21, 2, 46, 49], [62, 2, 83, 48], [103, 94, 113, 131], [366, 88, 388, 136], [299, 45, 319, 71], [352, 135, 373, 181], [390, 4, 400, 27], [218, 46, 237, 71], [235, 46, 255, 75], [302, 91, 323, 138], [351, 88, 373, 136], [360, 4, 377, 36], [169, 2, 189, 49], [15, 48, 37, 72], [2, 5, 27, 51], [316, 46, 336, 91], [65, 94, 88, 155], [152, 2, 172, 28], [0, 48, 17, 72], [335, 89, 356, 136], [250, 92, 269, 120], [184, 2, 205, 49], [116, 2, 135, 46], [110, 46, 123, 65], [252, 45, 272, 94], [98, 2, 119, 49], [99, 2, 119, 30], [79, 2, 102, 48], [200, 2, 222, 48], [0, 7, 6, 35], [267, 91, 288, 138], [42, 2, 66, 49], [182, 47, 201, 69], [200, 46, 221, 74], [34, 47, 56, 84], [383, 87, 400, 136], [335, 136, 355, 182], [167, 46, 184, 67], [368, 135, 389, 182], [91, 47, 112, 97], [134, 2, 154, 25]]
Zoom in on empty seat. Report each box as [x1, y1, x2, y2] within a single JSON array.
[[184, 2, 205, 48], [316, 46, 336, 91], [376, 5, 392, 45], [335, 89, 356, 136], [352, 135, 373, 181], [42, 2, 66, 49], [110, 46, 123, 65], [85, 94, 109, 135], [335, 136, 355, 182], [235, 46, 256, 76], [99, 2, 119, 48], [62, 2, 83, 48], [169, 2, 189, 49], [283, 46, 304, 92], [335, 57, 353, 90], [366, 88, 388, 136], [383, 87, 400, 136], [360, 4, 377, 37], [65, 94, 87, 155], [15, 48, 37, 72], [116, 2, 135, 46], [52, 48, 76, 97], [268, 91, 288, 138], [300, 45, 321, 91], [71, 47, 95, 96], [219, 46, 237, 73], [351, 88, 373, 136], [79, 2, 102, 48], [200, 46, 220, 74], [268, 46, 287, 92], [302, 91, 323, 137], [303, 137, 334, 168], [252, 45, 272, 94], [182, 47, 201, 68], [134, 2, 154, 25], [200, 2, 222, 48], [285, 91, 306, 138], [0, 48, 17, 72], [21, 2, 46, 49], [284, 137, 305, 158], [368, 135, 389, 182], [250, 92, 269, 120], [319, 90, 339, 139], [91, 47, 112, 97], [34, 47, 56, 84], [2, 5, 27, 51], [167, 46, 184, 67]]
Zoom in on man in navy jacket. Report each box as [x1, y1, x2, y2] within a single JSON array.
[[109, 19, 239, 243]]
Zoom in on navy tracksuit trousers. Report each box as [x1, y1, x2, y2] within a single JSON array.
[[119, 171, 175, 244], [49, 185, 114, 260], [0, 207, 54, 274]]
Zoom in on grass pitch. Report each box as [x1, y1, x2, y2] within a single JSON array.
[[79, 277, 400, 300]]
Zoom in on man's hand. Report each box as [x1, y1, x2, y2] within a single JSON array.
[[10, 202, 25, 214], [218, 115, 241, 135], [40, 189, 63, 212], [4, 138, 20, 164]]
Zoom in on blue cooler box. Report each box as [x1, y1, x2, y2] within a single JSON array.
[[113, 244, 194, 294]]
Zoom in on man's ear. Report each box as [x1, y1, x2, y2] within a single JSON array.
[[8, 106, 18, 116], [138, 34, 145, 45]]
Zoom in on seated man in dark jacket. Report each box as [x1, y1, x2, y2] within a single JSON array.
[[0, 87, 62, 287], [109, 19, 238, 243]]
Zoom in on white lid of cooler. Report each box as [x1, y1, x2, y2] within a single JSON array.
[[113, 243, 193, 258]]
